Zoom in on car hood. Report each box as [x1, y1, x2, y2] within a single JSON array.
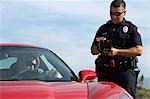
[[1, 81, 88, 99]]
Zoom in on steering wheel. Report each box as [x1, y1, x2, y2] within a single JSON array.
[[10, 69, 46, 80]]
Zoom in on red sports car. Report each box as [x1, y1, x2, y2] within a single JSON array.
[[0, 44, 133, 99]]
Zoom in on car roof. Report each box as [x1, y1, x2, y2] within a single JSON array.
[[0, 43, 44, 49]]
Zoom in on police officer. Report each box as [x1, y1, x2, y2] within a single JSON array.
[[91, 0, 143, 98]]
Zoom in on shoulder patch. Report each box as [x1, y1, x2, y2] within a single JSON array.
[[101, 32, 107, 36]]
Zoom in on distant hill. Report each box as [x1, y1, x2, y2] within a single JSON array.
[[136, 87, 150, 98]]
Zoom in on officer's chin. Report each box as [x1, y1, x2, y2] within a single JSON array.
[[111, 19, 119, 24], [112, 21, 119, 24]]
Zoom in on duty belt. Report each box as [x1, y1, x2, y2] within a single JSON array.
[[95, 56, 137, 69]]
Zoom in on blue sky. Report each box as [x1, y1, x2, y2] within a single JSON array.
[[0, 0, 150, 77]]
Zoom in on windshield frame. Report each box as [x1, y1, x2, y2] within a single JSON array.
[[0, 46, 78, 82]]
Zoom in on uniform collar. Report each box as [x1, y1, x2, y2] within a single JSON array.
[[108, 18, 127, 26], [119, 18, 127, 25]]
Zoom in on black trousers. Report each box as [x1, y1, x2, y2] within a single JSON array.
[[97, 67, 137, 99]]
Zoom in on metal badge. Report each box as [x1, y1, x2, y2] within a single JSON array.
[[123, 26, 128, 33]]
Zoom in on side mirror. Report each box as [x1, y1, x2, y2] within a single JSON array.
[[78, 70, 97, 82]]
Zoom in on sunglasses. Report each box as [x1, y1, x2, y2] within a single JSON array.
[[110, 11, 125, 16]]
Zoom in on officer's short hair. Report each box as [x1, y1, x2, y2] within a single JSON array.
[[110, 0, 126, 8]]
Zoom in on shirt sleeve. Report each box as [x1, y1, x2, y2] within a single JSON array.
[[95, 24, 107, 37], [91, 25, 106, 45], [132, 26, 143, 46]]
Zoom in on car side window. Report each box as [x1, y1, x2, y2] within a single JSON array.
[[0, 57, 17, 69]]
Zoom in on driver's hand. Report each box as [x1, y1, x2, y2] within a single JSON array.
[[37, 68, 44, 73]]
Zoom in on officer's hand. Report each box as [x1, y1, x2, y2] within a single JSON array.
[[91, 44, 100, 55], [109, 47, 118, 56], [103, 47, 118, 56], [96, 37, 106, 41]]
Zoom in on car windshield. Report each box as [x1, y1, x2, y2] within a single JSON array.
[[0, 46, 77, 82]]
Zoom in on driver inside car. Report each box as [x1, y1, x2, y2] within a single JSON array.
[[10, 55, 44, 77]]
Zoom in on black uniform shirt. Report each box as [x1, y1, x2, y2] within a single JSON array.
[[93, 18, 142, 49]]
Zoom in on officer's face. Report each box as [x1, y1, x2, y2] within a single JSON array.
[[110, 5, 126, 24]]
